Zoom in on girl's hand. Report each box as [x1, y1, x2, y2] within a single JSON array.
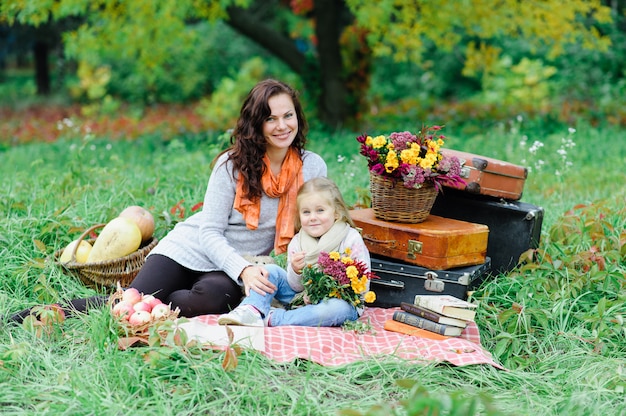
[[239, 265, 277, 296], [291, 251, 306, 274]]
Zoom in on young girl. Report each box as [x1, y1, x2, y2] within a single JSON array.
[[217, 177, 371, 327]]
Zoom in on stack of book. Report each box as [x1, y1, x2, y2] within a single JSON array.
[[384, 295, 478, 340]]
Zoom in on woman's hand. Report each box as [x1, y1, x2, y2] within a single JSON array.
[[239, 265, 277, 296], [291, 251, 306, 274]]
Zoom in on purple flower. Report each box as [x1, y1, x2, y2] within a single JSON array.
[[367, 149, 380, 162], [389, 131, 417, 151], [401, 165, 426, 188], [370, 163, 386, 175], [438, 156, 462, 176]]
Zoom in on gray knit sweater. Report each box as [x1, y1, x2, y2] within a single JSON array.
[[149, 150, 327, 283]]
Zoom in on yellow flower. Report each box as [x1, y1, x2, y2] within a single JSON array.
[[400, 143, 421, 165], [420, 151, 437, 169], [329, 251, 340, 261], [329, 289, 340, 298], [385, 149, 399, 173], [351, 275, 367, 293], [344, 247, 352, 255], [370, 135, 387, 149], [346, 265, 358, 279], [364, 291, 376, 303]]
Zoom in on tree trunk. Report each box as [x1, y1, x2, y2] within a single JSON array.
[[226, 2, 359, 128], [33, 40, 50, 95], [313, 0, 351, 128], [225, 6, 306, 75]]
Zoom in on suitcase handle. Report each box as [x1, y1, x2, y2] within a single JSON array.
[[371, 279, 405, 289], [362, 234, 396, 247]]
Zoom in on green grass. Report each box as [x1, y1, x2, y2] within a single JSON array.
[[1, 119, 625, 415]]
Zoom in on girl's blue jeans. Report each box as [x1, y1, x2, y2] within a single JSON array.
[[239, 264, 359, 327]]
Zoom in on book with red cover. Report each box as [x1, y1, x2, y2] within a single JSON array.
[[400, 302, 468, 328], [383, 319, 450, 340], [392, 310, 463, 336]]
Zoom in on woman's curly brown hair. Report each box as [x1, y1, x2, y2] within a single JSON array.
[[226, 79, 308, 200]]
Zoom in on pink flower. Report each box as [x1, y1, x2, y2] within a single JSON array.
[[389, 131, 417, 151]]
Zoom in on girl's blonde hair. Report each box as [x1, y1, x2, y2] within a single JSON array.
[[295, 177, 356, 230]]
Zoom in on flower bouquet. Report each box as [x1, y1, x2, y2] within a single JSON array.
[[302, 248, 377, 307], [356, 125, 465, 223]]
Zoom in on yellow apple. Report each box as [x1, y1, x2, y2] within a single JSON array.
[[59, 240, 93, 263]]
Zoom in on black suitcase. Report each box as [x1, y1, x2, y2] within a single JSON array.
[[369, 256, 491, 308], [430, 189, 544, 275]]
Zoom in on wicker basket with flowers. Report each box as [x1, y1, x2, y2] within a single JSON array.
[[356, 125, 465, 223]]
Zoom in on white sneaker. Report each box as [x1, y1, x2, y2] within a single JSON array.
[[217, 305, 263, 327], [264, 307, 278, 327]]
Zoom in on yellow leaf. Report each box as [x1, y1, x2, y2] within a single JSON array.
[[33, 239, 47, 253]]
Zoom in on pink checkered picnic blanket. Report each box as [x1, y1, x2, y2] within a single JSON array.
[[194, 307, 503, 368]]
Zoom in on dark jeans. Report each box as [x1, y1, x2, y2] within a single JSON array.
[[10, 254, 243, 323]]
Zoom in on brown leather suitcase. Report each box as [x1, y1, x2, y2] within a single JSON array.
[[441, 149, 528, 200], [349, 208, 489, 270]]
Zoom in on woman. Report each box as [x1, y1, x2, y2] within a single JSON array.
[[10, 79, 327, 322]]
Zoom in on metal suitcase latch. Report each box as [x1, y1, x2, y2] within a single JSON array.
[[407, 240, 422, 259], [423, 271, 445, 292]]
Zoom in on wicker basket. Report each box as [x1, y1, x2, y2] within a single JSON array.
[[370, 172, 438, 223], [54, 223, 158, 290]]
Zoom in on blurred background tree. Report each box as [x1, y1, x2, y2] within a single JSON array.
[[0, 0, 624, 129]]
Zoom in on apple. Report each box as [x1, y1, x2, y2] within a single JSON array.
[[128, 311, 152, 326], [118, 205, 155, 242], [59, 240, 93, 263], [133, 301, 152, 313], [141, 294, 162, 309], [112, 301, 135, 320], [151, 303, 171, 320], [121, 288, 142, 305]]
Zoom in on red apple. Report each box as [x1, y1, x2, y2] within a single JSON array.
[[112, 301, 135, 320], [133, 301, 152, 313], [151, 303, 171, 320], [141, 294, 162, 309], [121, 288, 142, 305], [128, 311, 152, 326]]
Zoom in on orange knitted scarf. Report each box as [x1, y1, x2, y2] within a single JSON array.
[[234, 148, 303, 254]]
